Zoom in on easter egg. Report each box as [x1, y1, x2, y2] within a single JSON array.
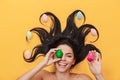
[[26, 31, 32, 40], [91, 28, 97, 36], [41, 14, 48, 22], [87, 51, 95, 62], [24, 50, 31, 59], [55, 49, 63, 58], [77, 11, 82, 20]]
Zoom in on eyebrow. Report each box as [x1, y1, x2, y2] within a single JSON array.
[[65, 53, 73, 55]]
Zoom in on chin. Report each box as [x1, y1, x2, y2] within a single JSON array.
[[55, 62, 71, 72]]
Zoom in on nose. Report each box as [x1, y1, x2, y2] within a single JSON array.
[[61, 55, 66, 61]]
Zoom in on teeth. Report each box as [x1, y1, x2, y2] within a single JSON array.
[[59, 63, 67, 66]]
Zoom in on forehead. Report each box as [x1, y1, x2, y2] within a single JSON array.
[[57, 44, 74, 54]]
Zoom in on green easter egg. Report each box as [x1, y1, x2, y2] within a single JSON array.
[[56, 49, 63, 58]]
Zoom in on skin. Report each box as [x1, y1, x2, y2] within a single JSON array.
[[17, 44, 104, 80]]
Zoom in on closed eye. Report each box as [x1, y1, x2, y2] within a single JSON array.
[[66, 53, 73, 57], [67, 55, 72, 57]]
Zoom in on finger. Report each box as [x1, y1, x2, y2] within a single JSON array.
[[48, 53, 54, 61], [52, 58, 61, 63], [87, 59, 93, 66], [46, 48, 60, 58], [54, 48, 61, 51], [96, 52, 100, 60], [95, 52, 102, 64], [45, 51, 54, 59], [98, 54, 101, 63], [49, 48, 62, 58], [93, 50, 96, 52]]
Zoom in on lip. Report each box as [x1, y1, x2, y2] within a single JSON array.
[[59, 63, 67, 66], [56, 62, 68, 68]]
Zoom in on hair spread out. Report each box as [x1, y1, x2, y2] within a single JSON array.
[[24, 10, 101, 66]]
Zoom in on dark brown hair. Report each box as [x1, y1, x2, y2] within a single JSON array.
[[24, 10, 101, 66]]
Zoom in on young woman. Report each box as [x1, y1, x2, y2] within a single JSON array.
[[17, 10, 104, 80]]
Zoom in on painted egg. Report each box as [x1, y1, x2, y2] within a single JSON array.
[[87, 51, 94, 62], [55, 49, 63, 58], [24, 50, 31, 59], [77, 11, 82, 20], [91, 28, 97, 36], [26, 31, 32, 40], [41, 14, 48, 22]]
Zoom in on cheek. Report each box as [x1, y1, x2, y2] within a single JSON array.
[[66, 57, 75, 64]]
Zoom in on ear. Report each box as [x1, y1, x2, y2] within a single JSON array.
[[72, 59, 75, 65]]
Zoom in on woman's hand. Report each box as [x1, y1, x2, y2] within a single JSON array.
[[17, 48, 62, 80], [87, 50, 104, 80], [41, 48, 61, 66]]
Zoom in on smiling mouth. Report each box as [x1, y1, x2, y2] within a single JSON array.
[[58, 62, 67, 67]]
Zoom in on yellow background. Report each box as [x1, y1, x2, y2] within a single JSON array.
[[0, 0, 120, 80]]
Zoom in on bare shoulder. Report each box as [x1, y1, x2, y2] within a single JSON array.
[[71, 73, 92, 80], [37, 70, 50, 77], [79, 74, 92, 80], [31, 70, 50, 80]]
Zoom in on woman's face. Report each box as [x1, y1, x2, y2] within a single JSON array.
[[55, 44, 75, 72]]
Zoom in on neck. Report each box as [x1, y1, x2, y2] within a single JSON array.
[[55, 70, 70, 80]]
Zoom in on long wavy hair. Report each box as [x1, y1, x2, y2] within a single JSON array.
[[24, 10, 101, 66]]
